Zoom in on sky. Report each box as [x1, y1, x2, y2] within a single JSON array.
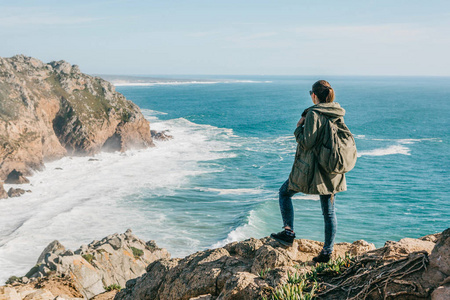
[[1, 0, 450, 76]]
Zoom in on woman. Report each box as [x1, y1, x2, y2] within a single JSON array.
[[271, 80, 348, 263]]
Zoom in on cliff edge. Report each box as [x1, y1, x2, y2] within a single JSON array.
[[0, 55, 153, 184]]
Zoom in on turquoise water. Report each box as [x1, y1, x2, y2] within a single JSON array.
[[116, 76, 449, 249], [0, 76, 448, 283]]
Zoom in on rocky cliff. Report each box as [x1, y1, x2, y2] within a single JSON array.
[[116, 230, 449, 300], [0, 55, 153, 184], [1, 229, 448, 299]]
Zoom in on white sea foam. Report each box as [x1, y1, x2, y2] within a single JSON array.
[[357, 137, 441, 158], [292, 194, 320, 201], [199, 188, 263, 195], [211, 210, 262, 248], [0, 111, 239, 283], [371, 138, 442, 143], [358, 144, 411, 157], [114, 81, 219, 86], [113, 80, 272, 86]]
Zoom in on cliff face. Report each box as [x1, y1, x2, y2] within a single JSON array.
[[0, 55, 153, 181]]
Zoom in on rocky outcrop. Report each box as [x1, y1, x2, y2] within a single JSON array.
[[0, 55, 153, 182], [115, 237, 376, 300], [116, 230, 450, 300], [2, 230, 448, 300], [0, 276, 83, 300], [424, 228, 450, 299], [7, 187, 29, 197], [150, 130, 173, 141], [5, 229, 169, 299]]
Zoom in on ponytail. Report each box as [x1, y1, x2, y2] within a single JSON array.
[[312, 80, 335, 103]]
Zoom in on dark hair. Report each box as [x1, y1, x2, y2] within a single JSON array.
[[312, 80, 335, 103]]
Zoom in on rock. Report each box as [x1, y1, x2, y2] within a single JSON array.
[[0, 286, 21, 300], [367, 237, 436, 259], [7, 188, 26, 197], [5, 170, 30, 184], [22, 289, 55, 300], [150, 130, 173, 141], [423, 228, 450, 289], [420, 232, 442, 243], [36, 240, 65, 265], [218, 272, 268, 300], [91, 290, 119, 300], [432, 283, 450, 300], [23, 230, 169, 299], [429, 228, 450, 276], [0, 182, 7, 199], [116, 235, 375, 300], [0, 55, 154, 181], [0, 276, 84, 300]]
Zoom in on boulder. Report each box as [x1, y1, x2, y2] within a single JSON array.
[[7, 188, 26, 198], [423, 228, 450, 289], [150, 130, 173, 141]]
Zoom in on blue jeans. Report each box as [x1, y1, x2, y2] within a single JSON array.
[[278, 179, 337, 254]]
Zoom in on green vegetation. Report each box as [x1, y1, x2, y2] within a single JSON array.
[[130, 246, 144, 259], [82, 254, 94, 264], [121, 111, 131, 122], [104, 283, 122, 291], [259, 268, 271, 279], [5, 276, 20, 285], [264, 255, 354, 300]]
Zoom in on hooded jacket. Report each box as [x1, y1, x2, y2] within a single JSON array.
[[288, 102, 347, 195]]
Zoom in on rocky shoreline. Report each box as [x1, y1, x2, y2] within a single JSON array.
[[1, 228, 448, 299]]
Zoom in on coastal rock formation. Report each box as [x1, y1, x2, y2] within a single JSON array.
[[2, 230, 448, 299], [0, 55, 153, 182], [7, 187, 28, 197], [0, 276, 83, 300], [115, 237, 376, 300], [6, 229, 169, 299], [150, 130, 173, 141], [116, 230, 449, 300]]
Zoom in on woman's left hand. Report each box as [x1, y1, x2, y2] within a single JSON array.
[[297, 117, 305, 127]]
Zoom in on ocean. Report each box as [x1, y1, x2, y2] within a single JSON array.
[[0, 75, 448, 283]]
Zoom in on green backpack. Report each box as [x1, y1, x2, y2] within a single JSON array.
[[316, 116, 357, 174]]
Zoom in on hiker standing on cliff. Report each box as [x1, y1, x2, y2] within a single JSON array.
[[271, 80, 357, 263]]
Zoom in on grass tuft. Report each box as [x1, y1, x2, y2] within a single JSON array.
[[264, 254, 354, 300], [104, 283, 122, 291], [130, 246, 144, 259]]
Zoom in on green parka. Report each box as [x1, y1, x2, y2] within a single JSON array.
[[288, 102, 347, 195]]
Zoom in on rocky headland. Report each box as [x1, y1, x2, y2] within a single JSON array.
[[1, 228, 448, 300], [0, 55, 154, 197]]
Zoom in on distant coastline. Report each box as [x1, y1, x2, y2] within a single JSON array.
[[96, 74, 272, 86]]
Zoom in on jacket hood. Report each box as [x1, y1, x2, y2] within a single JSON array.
[[309, 102, 345, 119]]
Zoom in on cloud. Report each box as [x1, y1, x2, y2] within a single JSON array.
[[0, 6, 104, 27], [290, 23, 431, 43]]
